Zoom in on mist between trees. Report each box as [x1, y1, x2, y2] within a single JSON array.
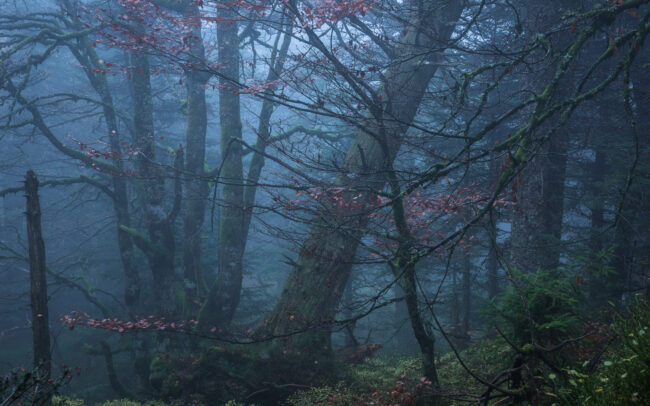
[[1, 0, 649, 405]]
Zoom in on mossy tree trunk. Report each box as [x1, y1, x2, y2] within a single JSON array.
[[181, 3, 211, 317], [22, 0, 144, 316], [199, 10, 293, 329], [265, 0, 463, 352], [200, 1, 245, 329], [75, 46, 141, 315], [130, 49, 179, 317]]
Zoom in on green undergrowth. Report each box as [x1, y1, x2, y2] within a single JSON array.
[[287, 297, 649, 405], [285, 340, 513, 406], [53, 299, 648, 406], [556, 298, 650, 405], [52, 397, 169, 406], [437, 338, 514, 400], [285, 355, 425, 405]]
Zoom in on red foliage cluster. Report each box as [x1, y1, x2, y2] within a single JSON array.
[[365, 375, 433, 405], [297, 0, 376, 29], [62, 311, 198, 333], [271, 183, 511, 261], [69, 134, 182, 177]]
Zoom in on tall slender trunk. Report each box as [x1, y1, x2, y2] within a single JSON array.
[[588, 147, 607, 304], [199, 9, 293, 328], [241, 24, 292, 243], [486, 243, 499, 300], [25, 170, 51, 378], [486, 141, 502, 301], [450, 265, 459, 334], [182, 4, 210, 316], [393, 283, 418, 352], [200, 2, 244, 329], [460, 250, 471, 348], [61, 1, 142, 315], [389, 168, 440, 387], [510, 133, 569, 273], [265, 0, 464, 350], [130, 51, 177, 316], [510, 0, 575, 274]]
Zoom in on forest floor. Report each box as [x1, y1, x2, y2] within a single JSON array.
[[50, 298, 649, 406]]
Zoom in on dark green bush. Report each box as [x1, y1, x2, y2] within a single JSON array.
[[486, 268, 584, 346], [558, 296, 649, 405]]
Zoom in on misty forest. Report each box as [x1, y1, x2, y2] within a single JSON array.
[[1, 0, 649, 405]]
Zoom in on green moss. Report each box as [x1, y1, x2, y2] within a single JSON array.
[[284, 383, 363, 406], [52, 397, 171, 406], [148, 356, 173, 391], [97, 401, 167, 406], [520, 343, 533, 354], [437, 339, 513, 396], [52, 396, 85, 406]]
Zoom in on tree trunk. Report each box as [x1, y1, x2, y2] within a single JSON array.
[[241, 23, 292, 243], [393, 283, 418, 352], [200, 2, 245, 329], [57, 1, 142, 316], [199, 15, 292, 328], [25, 170, 51, 378], [130, 51, 177, 317], [460, 250, 471, 349], [401, 262, 439, 387], [389, 168, 440, 387], [510, 132, 569, 273], [265, 0, 464, 350], [588, 147, 607, 304], [486, 243, 500, 300], [509, 0, 576, 274], [450, 264, 460, 337], [182, 4, 210, 317]]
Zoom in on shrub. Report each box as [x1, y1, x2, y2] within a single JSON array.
[[559, 296, 650, 405], [485, 268, 584, 347]]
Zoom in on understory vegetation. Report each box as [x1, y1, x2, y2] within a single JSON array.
[[46, 296, 649, 405], [9, 286, 649, 405]]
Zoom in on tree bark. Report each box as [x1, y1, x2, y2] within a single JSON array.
[[199, 9, 293, 328], [509, 0, 576, 274], [130, 51, 177, 316], [393, 283, 418, 352], [61, 0, 141, 318], [510, 134, 568, 273], [588, 147, 607, 304], [241, 23, 292, 244], [460, 250, 471, 348], [265, 0, 464, 350], [25, 170, 51, 378], [486, 242, 500, 300], [200, 1, 245, 329], [181, 3, 211, 317]]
